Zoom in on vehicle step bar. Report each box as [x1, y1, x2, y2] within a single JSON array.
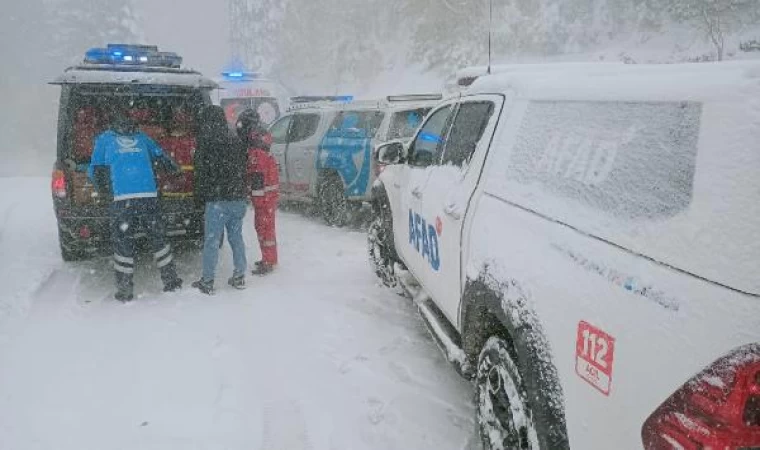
[[395, 264, 472, 377]]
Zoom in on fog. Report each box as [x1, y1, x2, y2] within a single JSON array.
[[1, 0, 758, 176]]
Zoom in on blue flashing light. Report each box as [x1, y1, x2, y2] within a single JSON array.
[[83, 44, 182, 68], [419, 131, 443, 143], [221, 71, 260, 81]]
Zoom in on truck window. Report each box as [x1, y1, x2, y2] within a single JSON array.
[[387, 108, 430, 140], [441, 102, 494, 167], [288, 113, 320, 143], [329, 111, 386, 138], [506, 100, 701, 220], [408, 105, 453, 167], [269, 116, 292, 144]]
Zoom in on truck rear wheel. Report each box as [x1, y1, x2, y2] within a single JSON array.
[[477, 336, 540, 450], [58, 226, 86, 262]]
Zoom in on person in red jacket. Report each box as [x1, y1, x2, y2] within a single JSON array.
[[236, 109, 279, 275]]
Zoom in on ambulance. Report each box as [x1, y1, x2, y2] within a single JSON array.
[[213, 71, 288, 128]]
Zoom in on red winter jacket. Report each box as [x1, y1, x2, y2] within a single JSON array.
[[246, 131, 279, 207]]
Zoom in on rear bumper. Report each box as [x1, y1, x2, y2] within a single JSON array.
[[55, 198, 204, 250]]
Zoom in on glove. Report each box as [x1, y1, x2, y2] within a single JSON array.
[[250, 172, 265, 192], [156, 156, 182, 176]]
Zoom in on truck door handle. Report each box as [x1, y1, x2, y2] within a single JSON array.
[[393, 182, 401, 189], [412, 187, 423, 199], [444, 204, 461, 220]]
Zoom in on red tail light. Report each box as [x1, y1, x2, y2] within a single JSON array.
[[642, 344, 760, 449], [79, 226, 91, 239], [52, 169, 67, 198]]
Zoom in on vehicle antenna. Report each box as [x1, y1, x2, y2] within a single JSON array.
[[487, 0, 493, 75]]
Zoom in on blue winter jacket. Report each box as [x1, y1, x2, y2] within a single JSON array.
[[88, 130, 178, 201]]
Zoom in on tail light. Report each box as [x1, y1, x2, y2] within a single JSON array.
[[79, 226, 91, 239], [642, 344, 760, 449], [52, 169, 67, 198]]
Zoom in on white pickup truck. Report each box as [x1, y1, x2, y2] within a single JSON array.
[[368, 62, 760, 449]]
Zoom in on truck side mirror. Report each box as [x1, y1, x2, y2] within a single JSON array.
[[376, 142, 405, 165]]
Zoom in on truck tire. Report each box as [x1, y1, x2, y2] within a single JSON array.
[[318, 174, 349, 227], [476, 336, 541, 450], [58, 227, 86, 262], [367, 217, 404, 293]]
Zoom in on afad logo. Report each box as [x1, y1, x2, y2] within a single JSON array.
[[409, 209, 440, 271]]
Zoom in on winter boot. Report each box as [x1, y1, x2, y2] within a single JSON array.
[[251, 261, 275, 276], [115, 288, 134, 303], [163, 277, 183, 293], [192, 279, 215, 295], [227, 274, 246, 290]]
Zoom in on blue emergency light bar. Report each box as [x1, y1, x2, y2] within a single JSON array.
[[84, 44, 183, 68], [290, 95, 354, 104], [221, 71, 260, 81]]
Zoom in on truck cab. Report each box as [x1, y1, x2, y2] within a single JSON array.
[[370, 62, 760, 449], [50, 44, 216, 261]]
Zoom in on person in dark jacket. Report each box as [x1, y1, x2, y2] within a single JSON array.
[[192, 105, 249, 294]]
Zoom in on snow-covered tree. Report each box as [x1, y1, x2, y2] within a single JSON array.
[[664, 0, 760, 60]]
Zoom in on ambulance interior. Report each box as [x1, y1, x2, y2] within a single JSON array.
[[63, 87, 206, 203]]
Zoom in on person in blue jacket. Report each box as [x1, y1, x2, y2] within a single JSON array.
[[88, 109, 183, 302]]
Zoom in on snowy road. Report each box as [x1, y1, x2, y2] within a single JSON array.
[[0, 178, 478, 450]]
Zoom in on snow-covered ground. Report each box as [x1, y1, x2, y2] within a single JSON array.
[[0, 177, 478, 450]]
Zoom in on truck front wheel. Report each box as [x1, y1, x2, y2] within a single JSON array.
[[367, 217, 404, 293], [476, 336, 540, 450]]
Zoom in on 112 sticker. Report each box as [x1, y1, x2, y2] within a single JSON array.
[[575, 321, 616, 396]]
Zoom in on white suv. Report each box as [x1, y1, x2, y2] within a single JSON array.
[[369, 62, 760, 449]]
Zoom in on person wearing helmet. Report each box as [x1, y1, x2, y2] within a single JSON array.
[[88, 107, 183, 302], [236, 109, 279, 275]]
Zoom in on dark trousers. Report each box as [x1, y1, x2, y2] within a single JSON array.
[[110, 197, 178, 293]]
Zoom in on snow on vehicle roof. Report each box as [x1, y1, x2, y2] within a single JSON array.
[[467, 61, 760, 102], [456, 61, 624, 82], [52, 65, 218, 89]]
